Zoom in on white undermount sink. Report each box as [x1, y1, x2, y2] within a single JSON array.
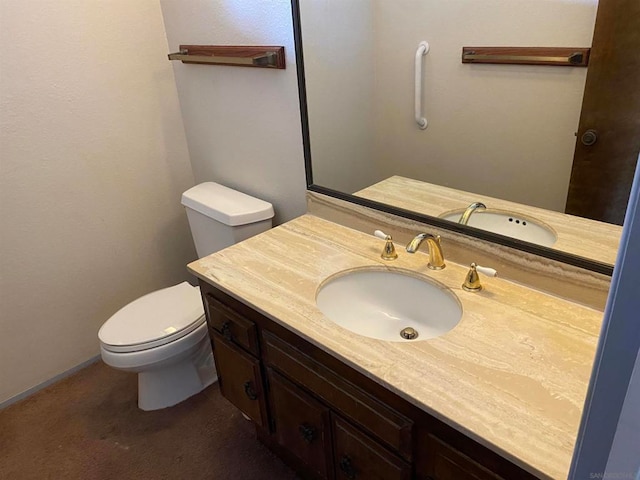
[[440, 210, 557, 247], [316, 269, 462, 342]]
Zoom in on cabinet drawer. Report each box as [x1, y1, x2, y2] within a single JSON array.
[[263, 332, 413, 461], [205, 294, 259, 356], [268, 369, 333, 479], [425, 435, 503, 480], [333, 416, 411, 480], [211, 331, 267, 428]]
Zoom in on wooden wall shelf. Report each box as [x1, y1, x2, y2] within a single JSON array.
[[168, 45, 286, 69], [462, 47, 590, 67]]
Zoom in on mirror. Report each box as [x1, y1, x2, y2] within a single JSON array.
[[292, 0, 633, 274]]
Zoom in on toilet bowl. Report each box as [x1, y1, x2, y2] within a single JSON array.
[[98, 182, 274, 410], [99, 282, 216, 411]]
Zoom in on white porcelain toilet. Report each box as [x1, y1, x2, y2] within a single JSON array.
[[98, 182, 274, 410]]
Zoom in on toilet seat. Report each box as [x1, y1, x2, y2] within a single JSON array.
[[99, 282, 205, 353]]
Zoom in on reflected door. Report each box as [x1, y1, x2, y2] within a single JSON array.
[[565, 0, 640, 225]]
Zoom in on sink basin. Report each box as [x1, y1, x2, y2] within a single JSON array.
[[440, 210, 557, 247], [316, 269, 462, 342]]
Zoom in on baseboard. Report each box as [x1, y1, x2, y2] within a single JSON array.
[[0, 355, 101, 410]]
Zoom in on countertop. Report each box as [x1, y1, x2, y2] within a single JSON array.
[[355, 176, 621, 266], [188, 214, 603, 479]]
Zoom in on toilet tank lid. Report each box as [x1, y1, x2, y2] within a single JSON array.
[[181, 182, 274, 226]]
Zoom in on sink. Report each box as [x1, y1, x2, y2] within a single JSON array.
[[316, 268, 462, 342], [440, 210, 557, 247]]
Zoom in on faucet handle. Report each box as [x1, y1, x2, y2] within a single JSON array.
[[373, 230, 398, 260], [462, 263, 497, 292], [476, 265, 497, 277]]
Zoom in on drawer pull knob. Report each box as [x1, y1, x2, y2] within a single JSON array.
[[243, 381, 258, 400], [339, 455, 357, 479], [298, 423, 317, 443], [221, 321, 233, 341]]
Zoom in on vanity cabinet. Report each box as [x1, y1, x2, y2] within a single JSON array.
[[201, 282, 540, 480]]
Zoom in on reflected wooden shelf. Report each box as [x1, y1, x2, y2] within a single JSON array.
[[462, 47, 590, 67]]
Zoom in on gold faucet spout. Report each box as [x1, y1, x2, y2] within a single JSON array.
[[406, 233, 446, 270], [459, 202, 487, 225]]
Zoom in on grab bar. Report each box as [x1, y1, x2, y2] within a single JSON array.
[[414, 41, 430, 130]]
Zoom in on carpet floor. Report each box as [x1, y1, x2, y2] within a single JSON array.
[[0, 361, 299, 479]]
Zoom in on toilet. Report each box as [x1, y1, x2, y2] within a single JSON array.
[[98, 182, 274, 410]]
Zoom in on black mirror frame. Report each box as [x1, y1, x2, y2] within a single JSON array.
[[290, 0, 613, 277]]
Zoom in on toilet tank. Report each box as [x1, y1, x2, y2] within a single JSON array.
[[181, 182, 274, 258]]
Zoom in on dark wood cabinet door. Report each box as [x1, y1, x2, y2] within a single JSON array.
[[211, 331, 267, 428], [424, 435, 503, 480], [268, 369, 333, 479], [333, 415, 411, 480]]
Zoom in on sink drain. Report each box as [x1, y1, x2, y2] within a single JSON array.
[[400, 327, 419, 340]]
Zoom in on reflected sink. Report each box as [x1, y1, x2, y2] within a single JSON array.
[[440, 210, 557, 247], [316, 269, 462, 342]]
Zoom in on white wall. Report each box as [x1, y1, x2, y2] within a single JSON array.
[[301, 0, 378, 192], [0, 0, 196, 403], [160, 0, 307, 225]]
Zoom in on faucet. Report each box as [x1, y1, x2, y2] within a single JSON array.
[[406, 233, 446, 270], [458, 202, 486, 225]]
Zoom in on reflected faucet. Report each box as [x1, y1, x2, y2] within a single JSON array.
[[458, 202, 487, 225], [406, 233, 446, 270]]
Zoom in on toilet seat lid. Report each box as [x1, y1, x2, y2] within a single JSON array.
[[99, 282, 205, 352]]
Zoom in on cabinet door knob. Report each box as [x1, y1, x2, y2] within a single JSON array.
[[298, 423, 317, 443], [339, 454, 357, 479], [221, 321, 233, 341], [243, 381, 258, 400]]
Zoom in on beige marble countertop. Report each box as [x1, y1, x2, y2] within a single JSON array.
[[188, 214, 603, 480], [355, 176, 621, 266]]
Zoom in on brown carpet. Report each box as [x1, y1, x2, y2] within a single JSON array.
[[0, 361, 298, 480]]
